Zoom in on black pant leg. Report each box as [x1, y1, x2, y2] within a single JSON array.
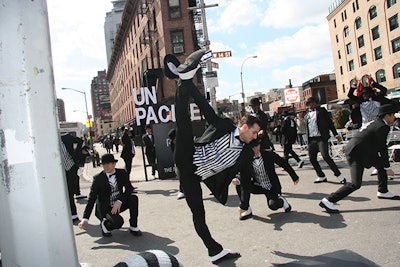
[[124, 157, 133, 177], [327, 158, 363, 203], [377, 167, 389, 193], [120, 194, 139, 227], [308, 139, 325, 177], [318, 139, 341, 176], [66, 165, 79, 216]]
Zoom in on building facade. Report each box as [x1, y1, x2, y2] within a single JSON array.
[[91, 70, 112, 139], [327, 0, 400, 99], [104, 0, 126, 65], [106, 0, 202, 129], [57, 98, 66, 122]]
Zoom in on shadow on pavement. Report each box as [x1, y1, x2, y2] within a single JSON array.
[[271, 249, 379, 267], [250, 211, 346, 231], [284, 192, 370, 202], [75, 224, 179, 255]]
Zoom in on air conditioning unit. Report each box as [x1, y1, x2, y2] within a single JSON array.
[[173, 45, 184, 54]]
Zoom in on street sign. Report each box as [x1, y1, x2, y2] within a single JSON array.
[[212, 51, 232, 58], [284, 88, 300, 104], [201, 50, 213, 62], [205, 71, 218, 88]]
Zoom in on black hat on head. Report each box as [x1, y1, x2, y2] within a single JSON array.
[[163, 54, 180, 79], [361, 86, 373, 94], [378, 104, 400, 116], [306, 97, 318, 106], [250, 98, 261, 106], [145, 124, 152, 130], [101, 154, 118, 164]]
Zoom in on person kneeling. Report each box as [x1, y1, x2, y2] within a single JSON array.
[[233, 138, 300, 220], [78, 154, 141, 237]]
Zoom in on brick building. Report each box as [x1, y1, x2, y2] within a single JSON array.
[[106, 0, 202, 129]]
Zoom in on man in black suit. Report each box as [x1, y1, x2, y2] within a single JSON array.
[[232, 138, 299, 220], [250, 97, 274, 151], [305, 97, 346, 184], [120, 125, 135, 177], [166, 49, 260, 263], [60, 133, 88, 223], [320, 104, 400, 213], [142, 124, 157, 178], [78, 154, 141, 237], [281, 110, 304, 168]]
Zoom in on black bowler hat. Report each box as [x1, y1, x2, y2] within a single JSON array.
[[378, 104, 400, 116], [250, 98, 261, 106], [361, 86, 373, 94], [101, 154, 118, 164], [163, 54, 180, 79], [306, 97, 318, 105]]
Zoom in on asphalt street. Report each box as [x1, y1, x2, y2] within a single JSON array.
[[73, 141, 400, 267]]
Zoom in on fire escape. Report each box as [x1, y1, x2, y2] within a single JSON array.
[[137, 0, 163, 95]]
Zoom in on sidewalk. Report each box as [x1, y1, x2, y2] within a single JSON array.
[[74, 142, 400, 267]]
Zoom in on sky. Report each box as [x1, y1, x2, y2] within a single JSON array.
[[47, 0, 335, 123]]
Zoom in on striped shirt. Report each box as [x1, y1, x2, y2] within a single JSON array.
[[360, 99, 380, 126], [61, 142, 75, 171], [107, 173, 119, 206], [252, 156, 272, 190], [193, 128, 243, 180]]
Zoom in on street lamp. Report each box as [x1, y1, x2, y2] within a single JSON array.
[[240, 55, 257, 110], [62, 87, 92, 146]]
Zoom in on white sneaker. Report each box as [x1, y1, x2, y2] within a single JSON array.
[[377, 191, 400, 199], [336, 174, 346, 184], [279, 196, 291, 212], [371, 168, 378, 176], [297, 160, 304, 168], [177, 192, 185, 200], [319, 198, 339, 213], [314, 176, 327, 183]]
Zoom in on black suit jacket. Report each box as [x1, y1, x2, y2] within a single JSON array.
[[192, 117, 255, 205], [345, 118, 390, 169], [305, 107, 338, 141], [142, 134, 156, 157], [121, 130, 134, 160], [61, 133, 83, 165], [83, 168, 134, 220], [281, 116, 297, 145], [240, 150, 299, 195]]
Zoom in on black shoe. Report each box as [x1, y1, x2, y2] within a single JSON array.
[[314, 177, 328, 183], [72, 218, 80, 225], [100, 221, 112, 237], [319, 199, 339, 213], [177, 49, 206, 80]]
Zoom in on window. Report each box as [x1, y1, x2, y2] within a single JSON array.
[[374, 46, 382, 60], [392, 37, 400, 53], [349, 60, 354, 71], [387, 0, 397, 8], [168, 0, 181, 19], [342, 84, 346, 93], [360, 54, 367, 66], [389, 14, 399, 31], [171, 30, 185, 54], [336, 34, 339, 43], [344, 26, 350, 37], [355, 17, 362, 29], [334, 19, 336, 28], [340, 66, 343, 75], [393, 63, 400, 79], [358, 35, 364, 48], [372, 26, 380, 40], [376, 69, 386, 83], [369, 6, 377, 20], [346, 43, 352, 54], [338, 50, 341, 59]]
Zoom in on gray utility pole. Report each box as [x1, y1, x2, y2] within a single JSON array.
[[0, 1, 80, 266], [188, 0, 218, 112]]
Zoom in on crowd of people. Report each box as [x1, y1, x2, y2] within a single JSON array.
[[61, 49, 399, 265]]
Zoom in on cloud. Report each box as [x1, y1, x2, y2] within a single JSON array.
[[261, 0, 328, 28], [254, 22, 331, 67], [209, 0, 263, 33]]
